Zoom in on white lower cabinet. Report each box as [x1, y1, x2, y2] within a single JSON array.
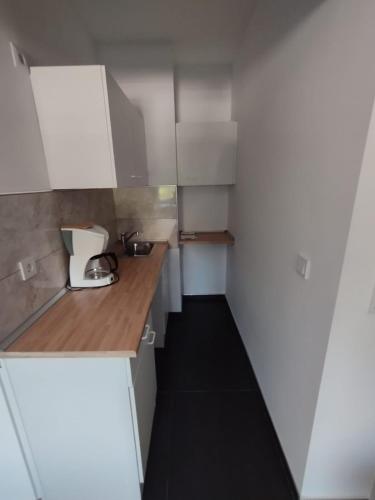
[[151, 259, 170, 348], [0, 367, 41, 500], [128, 321, 157, 483], [2, 329, 158, 500]]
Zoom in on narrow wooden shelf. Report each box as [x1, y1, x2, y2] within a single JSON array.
[[179, 231, 235, 246]]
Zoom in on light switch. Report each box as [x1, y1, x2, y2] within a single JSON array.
[[296, 254, 311, 280], [18, 257, 37, 281], [369, 286, 375, 314]]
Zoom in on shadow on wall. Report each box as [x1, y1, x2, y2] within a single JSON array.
[[234, 0, 327, 85]]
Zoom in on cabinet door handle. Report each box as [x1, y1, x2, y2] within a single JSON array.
[[130, 175, 143, 179], [142, 324, 150, 340], [147, 331, 156, 345]]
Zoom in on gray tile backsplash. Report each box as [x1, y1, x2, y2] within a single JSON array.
[[113, 186, 177, 220], [0, 249, 67, 341], [117, 218, 178, 247], [0, 189, 116, 344], [113, 186, 178, 247]]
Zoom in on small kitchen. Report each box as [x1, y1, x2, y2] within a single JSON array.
[[0, 2, 240, 499], [2, 2, 375, 500]]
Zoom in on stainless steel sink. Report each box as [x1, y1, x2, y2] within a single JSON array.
[[125, 241, 154, 257]]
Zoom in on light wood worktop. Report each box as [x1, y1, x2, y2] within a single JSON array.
[[179, 231, 235, 245], [3, 243, 168, 358]]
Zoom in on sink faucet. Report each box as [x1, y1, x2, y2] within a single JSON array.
[[120, 231, 140, 251]]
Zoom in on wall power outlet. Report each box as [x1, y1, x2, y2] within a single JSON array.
[[368, 286, 375, 314], [18, 257, 37, 281], [9, 41, 29, 70]]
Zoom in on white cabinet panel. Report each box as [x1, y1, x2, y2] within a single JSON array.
[[96, 43, 177, 186], [176, 121, 237, 186], [0, 369, 40, 500], [168, 248, 182, 312], [5, 358, 141, 500], [182, 244, 227, 295], [30, 65, 148, 189], [0, 32, 50, 194], [151, 259, 169, 348], [106, 72, 148, 187], [128, 327, 157, 482]]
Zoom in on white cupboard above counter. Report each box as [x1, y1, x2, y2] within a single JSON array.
[[30, 65, 148, 189], [176, 121, 237, 186]]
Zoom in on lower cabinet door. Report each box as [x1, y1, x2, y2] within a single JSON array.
[[5, 358, 142, 500], [151, 259, 169, 348], [0, 375, 40, 500], [130, 328, 157, 482]]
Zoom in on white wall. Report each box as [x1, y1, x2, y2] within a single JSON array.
[[0, 0, 95, 194], [0, 0, 95, 66], [227, 0, 375, 493], [175, 64, 232, 122], [182, 245, 226, 296], [301, 98, 375, 500], [175, 64, 232, 295], [96, 43, 177, 186], [178, 186, 228, 231]]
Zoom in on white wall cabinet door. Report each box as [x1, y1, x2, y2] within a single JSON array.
[[176, 121, 237, 186], [105, 71, 148, 187], [30, 65, 148, 189], [0, 368, 41, 500], [96, 43, 177, 186], [0, 33, 50, 194]]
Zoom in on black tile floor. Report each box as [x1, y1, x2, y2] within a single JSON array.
[[143, 295, 298, 500]]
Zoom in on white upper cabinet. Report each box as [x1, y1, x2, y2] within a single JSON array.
[[96, 44, 177, 186], [30, 65, 148, 189], [0, 33, 50, 195], [176, 121, 237, 186]]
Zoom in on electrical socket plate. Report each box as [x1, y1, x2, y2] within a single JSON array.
[[18, 257, 37, 281], [9, 41, 29, 70], [296, 254, 311, 280], [369, 286, 375, 314]]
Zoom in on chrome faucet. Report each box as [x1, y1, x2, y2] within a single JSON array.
[[120, 231, 140, 251]]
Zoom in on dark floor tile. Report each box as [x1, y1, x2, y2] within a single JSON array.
[[157, 297, 258, 392], [144, 296, 297, 500], [168, 391, 295, 500], [142, 393, 173, 500]]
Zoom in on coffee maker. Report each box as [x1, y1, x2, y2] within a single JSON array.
[[61, 224, 118, 288]]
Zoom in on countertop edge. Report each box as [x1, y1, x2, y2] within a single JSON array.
[[1, 350, 137, 358]]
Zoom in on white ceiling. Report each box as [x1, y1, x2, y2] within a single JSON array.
[[70, 0, 256, 63]]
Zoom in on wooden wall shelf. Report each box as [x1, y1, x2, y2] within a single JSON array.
[[179, 231, 235, 246]]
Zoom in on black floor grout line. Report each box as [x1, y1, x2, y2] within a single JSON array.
[[157, 388, 260, 394]]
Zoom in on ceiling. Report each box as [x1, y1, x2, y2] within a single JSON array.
[[70, 0, 256, 63]]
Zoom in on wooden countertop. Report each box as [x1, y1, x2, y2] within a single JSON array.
[[179, 231, 235, 245], [3, 243, 168, 358]]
